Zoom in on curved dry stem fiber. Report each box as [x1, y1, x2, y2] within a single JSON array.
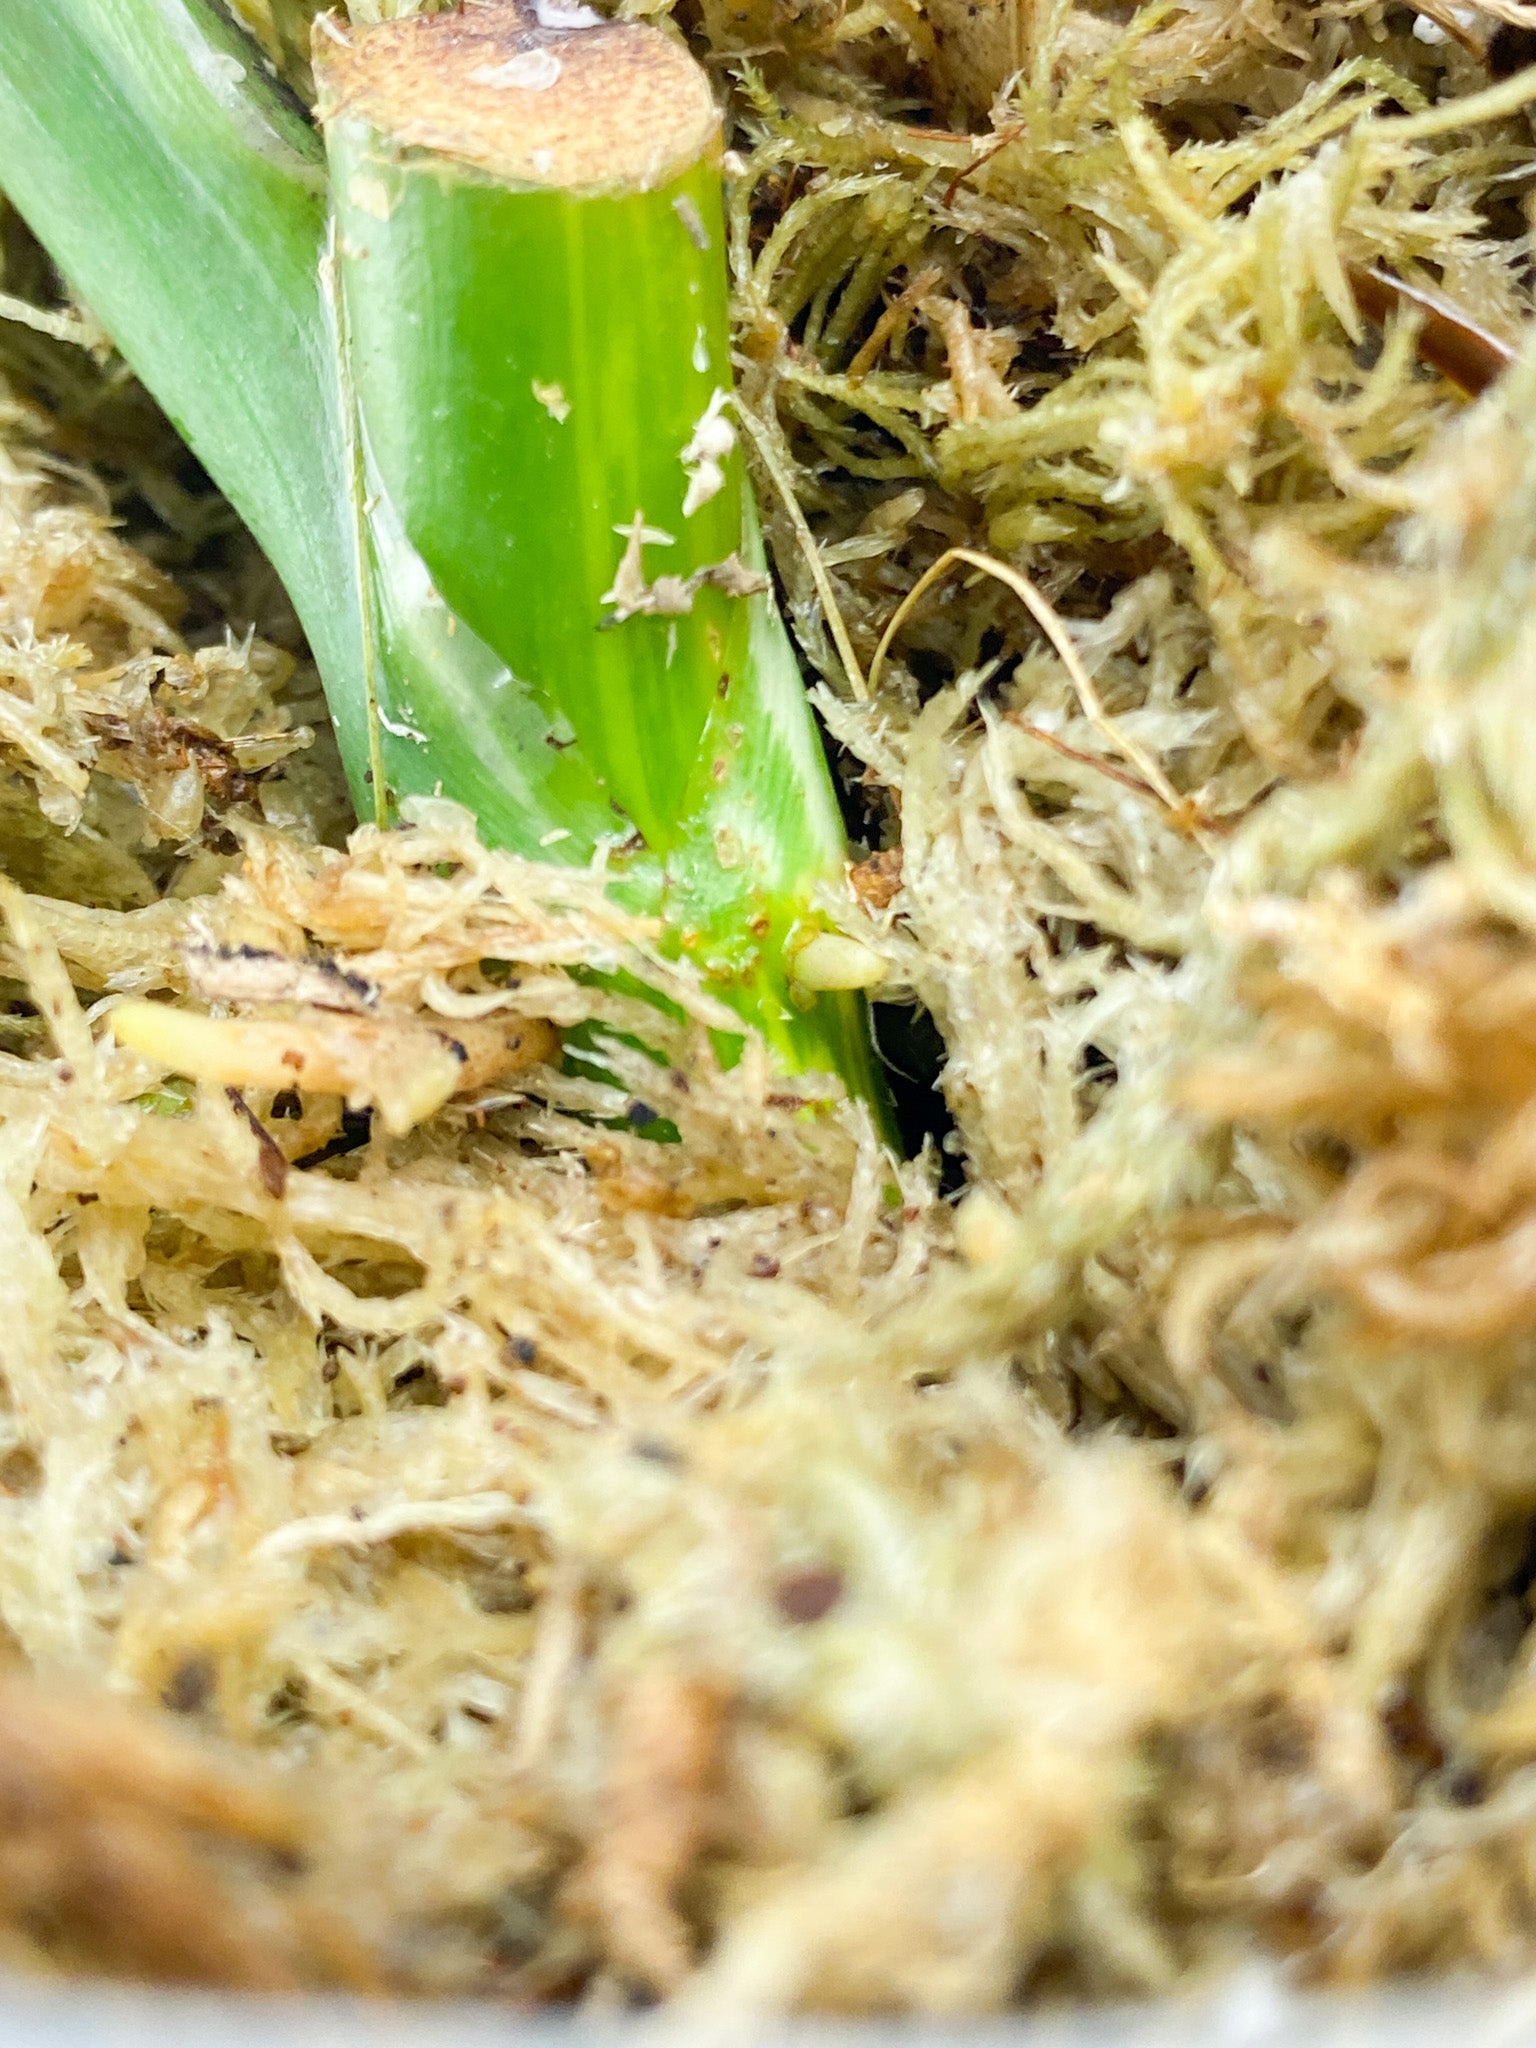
[[1347, 266, 1515, 400], [866, 546, 1192, 824], [314, 2, 720, 195], [1161, 1226, 1292, 1404], [1351, 1214, 1536, 1341]]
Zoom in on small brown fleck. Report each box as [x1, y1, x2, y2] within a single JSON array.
[[849, 846, 903, 912], [749, 1254, 780, 1278], [0, 1445, 42, 1496], [1380, 1687, 1445, 1774], [477, 1562, 533, 1614], [1446, 1765, 1484, 1806], [775, 1565, 843, 1624], [162, 1654, 215, 1715], [225, 1088, 289, 1199]]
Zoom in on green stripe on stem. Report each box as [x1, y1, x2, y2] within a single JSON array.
[[327, 135, 742, 852]]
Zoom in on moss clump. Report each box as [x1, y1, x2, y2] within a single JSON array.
[[5, 0, 1536, 2013]]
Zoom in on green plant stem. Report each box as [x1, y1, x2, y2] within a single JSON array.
[[328, 133, 743, 852], [0, 0, 889, 1111]]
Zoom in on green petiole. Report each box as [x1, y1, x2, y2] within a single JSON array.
[[0, 0, 890, 1110]]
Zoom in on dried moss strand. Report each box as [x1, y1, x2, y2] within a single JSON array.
[[867, 545, 1190, 819]]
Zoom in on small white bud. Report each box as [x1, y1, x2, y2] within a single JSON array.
[[791, 933, 888, 992]]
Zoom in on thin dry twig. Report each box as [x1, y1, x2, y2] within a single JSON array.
[[867, 544, 1193, 821]]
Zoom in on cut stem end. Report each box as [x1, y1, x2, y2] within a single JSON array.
[[314, 1, 720, 195]]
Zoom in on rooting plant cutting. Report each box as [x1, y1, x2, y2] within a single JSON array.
[[3, 0, 1536, 2016]]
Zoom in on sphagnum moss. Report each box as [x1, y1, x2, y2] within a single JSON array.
[[2, 0, 1536, 2012]]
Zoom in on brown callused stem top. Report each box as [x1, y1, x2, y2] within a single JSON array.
[[314, 0, 720, 195]]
